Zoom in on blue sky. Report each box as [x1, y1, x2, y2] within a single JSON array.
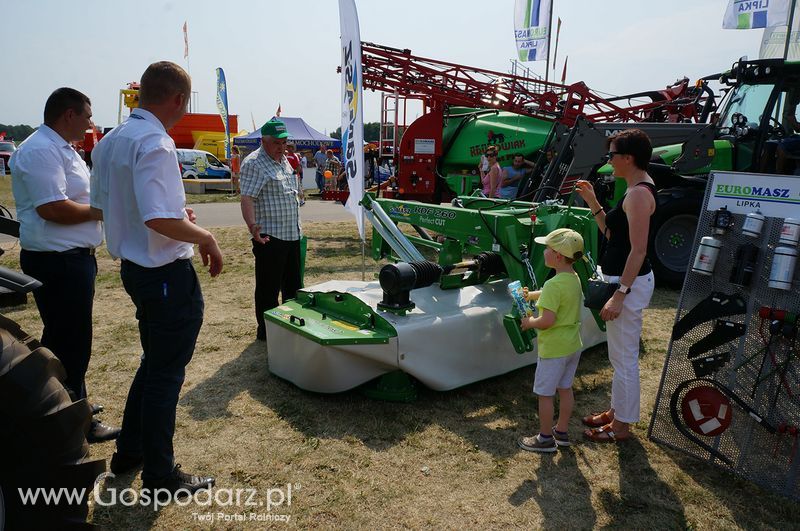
[[4, 1, 764, 134]]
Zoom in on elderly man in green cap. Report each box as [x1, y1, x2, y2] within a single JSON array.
[[239, 119, 303, 341]]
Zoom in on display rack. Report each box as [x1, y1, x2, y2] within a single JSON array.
[[649, 171, 800, 500]]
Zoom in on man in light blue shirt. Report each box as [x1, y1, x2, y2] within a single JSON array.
[[498, 153, 534, 200], [313, 144, 328, 194]]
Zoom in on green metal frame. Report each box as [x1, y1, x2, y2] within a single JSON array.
[[363, 193, 605, 344], [265, 290, 397, 346]]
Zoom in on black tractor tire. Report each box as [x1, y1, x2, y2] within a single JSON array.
[[648, 190, 705, 289], [0, 313, 104, 530]]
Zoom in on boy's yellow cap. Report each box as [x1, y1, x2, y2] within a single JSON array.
[[534, 228, 584, 260]]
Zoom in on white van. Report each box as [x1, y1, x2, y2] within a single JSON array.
[[177, 149, 231, 180]]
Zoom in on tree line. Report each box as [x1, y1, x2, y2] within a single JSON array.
[[331, 122, 380, 142], [0, 124, 36, 143], [330, 122, 406, 143]]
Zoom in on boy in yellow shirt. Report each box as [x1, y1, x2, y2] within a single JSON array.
[[518, 228, 584, 452]]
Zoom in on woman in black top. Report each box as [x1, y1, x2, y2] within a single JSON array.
[[575, 129, 657, 443]]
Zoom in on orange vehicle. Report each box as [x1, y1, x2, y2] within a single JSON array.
[[81, 83, 238, 163]]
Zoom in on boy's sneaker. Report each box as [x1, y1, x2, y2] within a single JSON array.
[[518, 434, 557, 453], [553, 430, 572, 447]]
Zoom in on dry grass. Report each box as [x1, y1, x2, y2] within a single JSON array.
[[0, 176, 326, 208], [0, 175, 236, 208], [0, 176, 13, 209], [183, 191, 241, 204], [1, 222, 798, 529]]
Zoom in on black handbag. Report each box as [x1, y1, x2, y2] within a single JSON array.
[[584, 276, 619, 310], [582, 242, 619, 310]]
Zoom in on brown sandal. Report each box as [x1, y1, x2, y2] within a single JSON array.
[[581, 410, 614, 428], [583, 423, 631, 443]]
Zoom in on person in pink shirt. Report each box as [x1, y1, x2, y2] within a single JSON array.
[[480, 147, 502, 198]]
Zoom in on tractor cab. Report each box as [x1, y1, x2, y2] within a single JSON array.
[[712, 59, 800, 176]]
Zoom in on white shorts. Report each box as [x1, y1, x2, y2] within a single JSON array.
[[533, 350, 582, 396]]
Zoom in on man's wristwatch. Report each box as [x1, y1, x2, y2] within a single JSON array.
[[617, 284, 631, 295]]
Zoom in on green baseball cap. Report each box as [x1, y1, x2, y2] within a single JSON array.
[[260, 119, 290, 139]]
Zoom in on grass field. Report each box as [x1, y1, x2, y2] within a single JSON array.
[[0, 175, 13, 210], [1, 221, 798, 529], [0, 175, 317, 207], [0, 175, 237, 207]]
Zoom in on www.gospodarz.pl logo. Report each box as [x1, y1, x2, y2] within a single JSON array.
[[15, 471, 298, 518]]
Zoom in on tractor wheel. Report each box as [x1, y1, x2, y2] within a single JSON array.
[[0, 313, 104, 529], [649, 192, 704, 289]]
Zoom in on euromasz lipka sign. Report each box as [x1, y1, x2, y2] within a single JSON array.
[[707, 171, 800, 218]]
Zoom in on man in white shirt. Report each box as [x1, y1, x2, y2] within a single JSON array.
[[10, 87, 118, 443], [91, 61, 222, 500]]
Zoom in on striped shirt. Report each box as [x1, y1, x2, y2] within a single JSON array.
[[240, 147, 301, 241], [324, 156, 341, 175]]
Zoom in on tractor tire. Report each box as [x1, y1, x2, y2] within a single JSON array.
[[0, 313, 104, 530], [648, 189, 705, 289]]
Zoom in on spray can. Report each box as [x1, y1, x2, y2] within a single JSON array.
[[768, 246, 798, 290], [692, 236, 722, 275], [778, 218, 800, 246], [741, 211, 765, 238]]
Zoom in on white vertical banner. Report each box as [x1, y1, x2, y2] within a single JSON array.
[[514, 0, 552, 62], [723, 0, 791, 29], [761, 6, 800, 59], [338, 0, 365, 240]]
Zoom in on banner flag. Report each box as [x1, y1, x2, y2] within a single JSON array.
[[561, 55, 568, 84], [514, 0, 552, 62], [760, 6, 800, 58], [183, 21, 189, 59], [276, 104, 282, 117], [723, 0, 790, 29], [553, 17, 562, 70], [338, 0, 366, 240], [215, 67, 231, 160]]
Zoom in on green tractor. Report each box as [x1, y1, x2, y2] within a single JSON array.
[[521, 58, 800, 288], [644, 58, 800, 287]]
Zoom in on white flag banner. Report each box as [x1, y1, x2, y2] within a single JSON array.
[[723, 0, 791, 29], [338, 0, 365, 240], [760, 7, 800, 58], [514, 0, 552, 62]]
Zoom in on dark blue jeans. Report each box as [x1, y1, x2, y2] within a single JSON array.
[[20, 249, 96, 401], [315, 170, 324, 193], [116, 259, 204, 482]]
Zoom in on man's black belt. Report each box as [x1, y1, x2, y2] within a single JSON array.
[[25, 247, 95, 256], [62, 247, 95, 256]]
